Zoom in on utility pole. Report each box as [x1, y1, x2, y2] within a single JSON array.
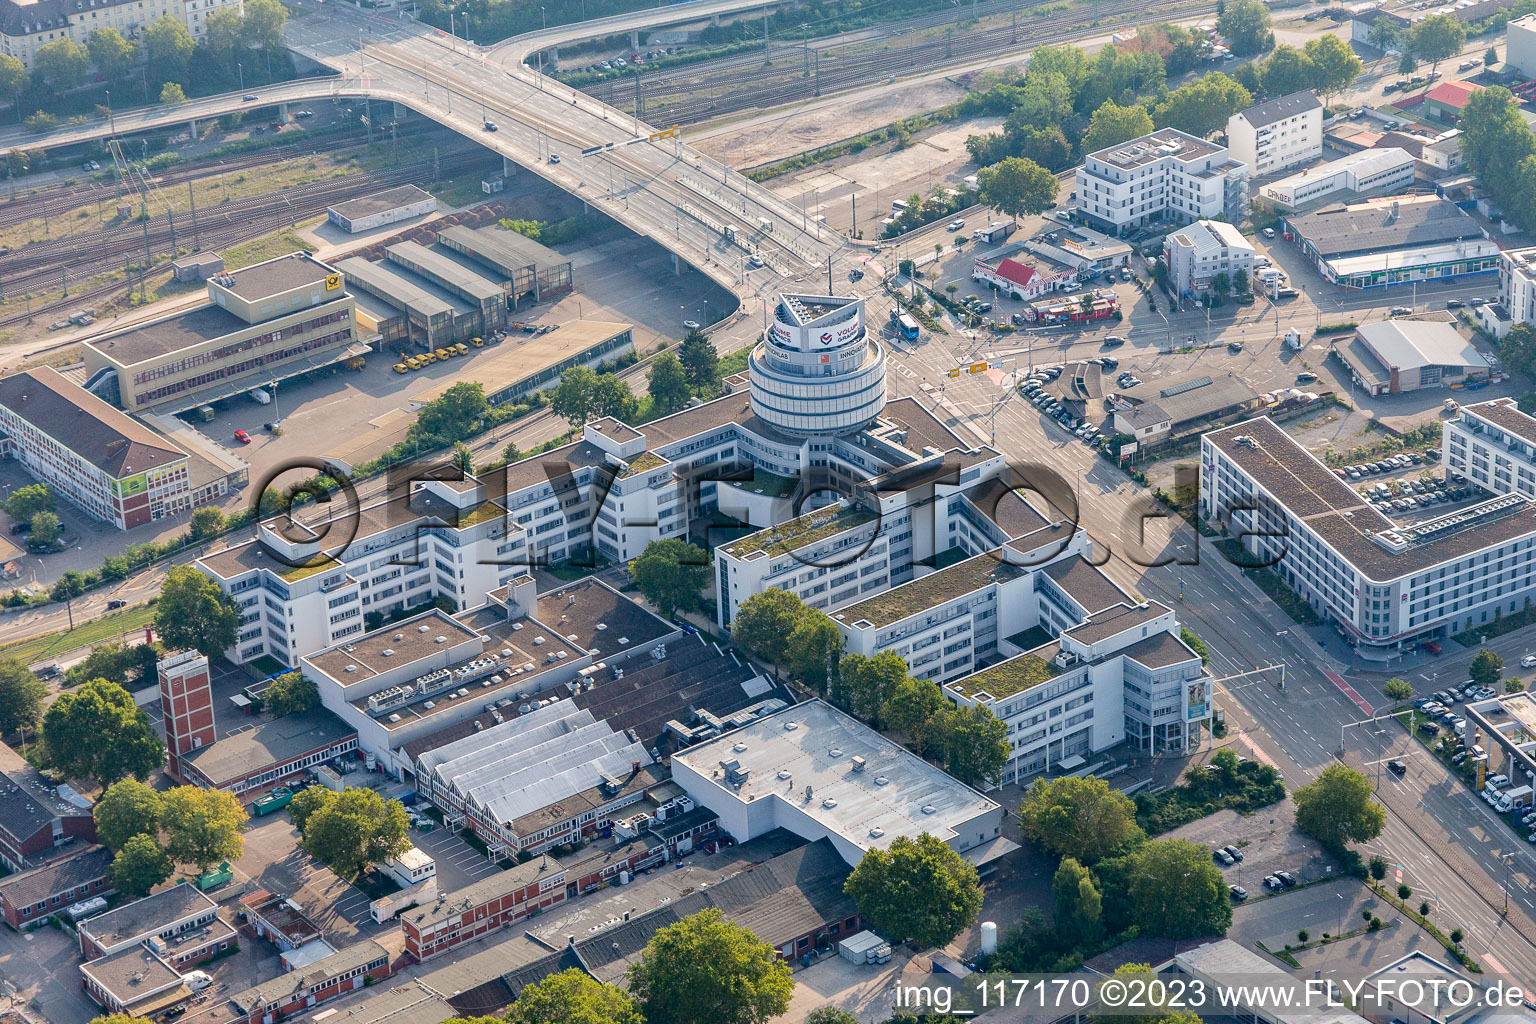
[[140, 218, 152, 300], [763, 10, 770, 66], [167, 209, 176, 257], [803, 37, 809, 78], [850, 190, 856, 238], [433, 146, 440, 184], [188, 180, 200, 251], [364, 95, 373, 144], [59, 266, 66, 297], [814, 50, 820, 96], [1012, 7, 1018, 42]]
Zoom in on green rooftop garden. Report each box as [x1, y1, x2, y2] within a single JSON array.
[[456, 502, 508, 529], [834, 553, 1027, 627], [277, 556, 341, 582], [723, 505, 877, 559], [620, 451, 669, 478], [949, 652, 1060, 701]]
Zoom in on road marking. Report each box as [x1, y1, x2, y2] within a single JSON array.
[[1484, 952, 1507, 974], [1323, 668, 1374, 715]]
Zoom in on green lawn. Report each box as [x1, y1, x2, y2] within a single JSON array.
[[0, 603, 156, 665]]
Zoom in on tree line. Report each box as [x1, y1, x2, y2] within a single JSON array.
[[4, 0, 289, 129]]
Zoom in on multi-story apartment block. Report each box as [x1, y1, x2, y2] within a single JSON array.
[[0, 0, 239, 68], [1163, 220, 1256, 297], [1488, 245, 1536, 339], [1445, 398, 1536, 502], [1226, 91, 1323, 178], [0, 366, 193, 529], [1075, 129, 1249, 238], [1202, 414, 1536, 652]]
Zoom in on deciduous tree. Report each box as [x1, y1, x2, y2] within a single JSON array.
[[86, 28, 136, 86], [977, 157, 1059, 224], [731, 589, 804, 675], [1126, 839, 1232, 937], [297, 788, 409, 879], [1261, 45, 1314, 96], [1154, 73, 1252, 140], [1292, 763, 1385, 852], [784, 609, 844, 696], [189, 506, 225, 540], [239, 0, 289, 50], [162, 786, 247, 872], [1052, 857, 1102, 941], [107, 834, 173, 898], [1082, 100, 1155, 156], [838, 651, 907, 726], [5, 483, 53, 523], [0, 56, 26, 114], [507, 968, 643, 1024], [1216, 0, 1272, 55], [1470, 647, 1504, 689], [94, 778, 164, 852], [264, 671, 320, 717], [626, 908, 793, 1024], [1409, 13, 1465, 75], [414, 381, 488, 443], [144, 16, 194, 81], [940, 703, 1009, 789], [155, 565, 240, 658], [1383, 677, 1413, 703], [881, 676, 948, 755], [1304, 34, 1363, 103], [29, 510, 60, 547], [42, 679, 164, 787], [1018, 775, 1144, 863], [0, 656, 46, 739], [628, 538, 709, 618], [31, 39, 88, 91], [843, 834, 983, 949], [647, 351, 692, 414]]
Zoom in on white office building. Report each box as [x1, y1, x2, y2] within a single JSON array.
[[1202, 414, 1536, 654], [1163, 220, 1256, 297], [1494, 246, 1536, 338], [1445, 398, 1536, 502], [1259, 148, 1417, 210], [1226, 91, 1324, 178], [1509, 13, 1536, 76], [749, 294, 886, 437], [671, 699, 1015, 869], [1074, 129, 1249, 238]]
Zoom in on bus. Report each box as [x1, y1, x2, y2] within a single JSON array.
[[891, 310, 920, 340]]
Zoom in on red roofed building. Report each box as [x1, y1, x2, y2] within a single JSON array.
[[971, 250, 1078, 301], [1423, 80, 1484, 124]]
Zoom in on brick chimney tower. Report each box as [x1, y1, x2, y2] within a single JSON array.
[[158, 649, 215, 781]]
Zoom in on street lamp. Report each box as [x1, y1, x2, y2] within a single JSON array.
[[237, 63, 244, 92], [541, 5, 547, 29], [104, 89, 115, 135]]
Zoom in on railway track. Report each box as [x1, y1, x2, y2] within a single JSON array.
[[0, 145, 496, 329], [0, 117, 455, 233], [584, 0, 1215, 125]]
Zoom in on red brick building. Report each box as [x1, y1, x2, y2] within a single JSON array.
[[0, 844, 112, 929], [0, 764, 97, 872], [159, 650, 216, 780], [229, 939, 391, 1024], [401, 859, 566, 961]]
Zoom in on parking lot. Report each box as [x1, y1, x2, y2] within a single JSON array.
[[409, 820, 503, 891], [1168, 793, 1337, 903]]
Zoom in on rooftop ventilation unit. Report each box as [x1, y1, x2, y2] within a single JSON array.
[[784, 721, 799, 731], [922, 805, 937, 815], [418, 624, 431, 633], [829, 748, 843, 758], [869, 827, 885, 839], [381, 649, 394, 657], [874, 776, 889, 785], [822, 798, 838, 808], [850, 756, 867, 772], [435, 636, 447, 644]]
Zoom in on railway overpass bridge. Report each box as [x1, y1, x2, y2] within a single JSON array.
[[0, 0, 854, 305]]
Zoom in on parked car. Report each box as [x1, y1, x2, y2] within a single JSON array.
[[1275, 871, 1297, 887], [1264, 875, 1284, 890], [1213, 848, 1235, 866], [682, 319, 701, 329], [1222, 844, 1244, 862], [234, 429, 252, 444], [1229, 885, 1249, 901], [1297, 372, 1318, 384], [1103, 335, 1125, 348]]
